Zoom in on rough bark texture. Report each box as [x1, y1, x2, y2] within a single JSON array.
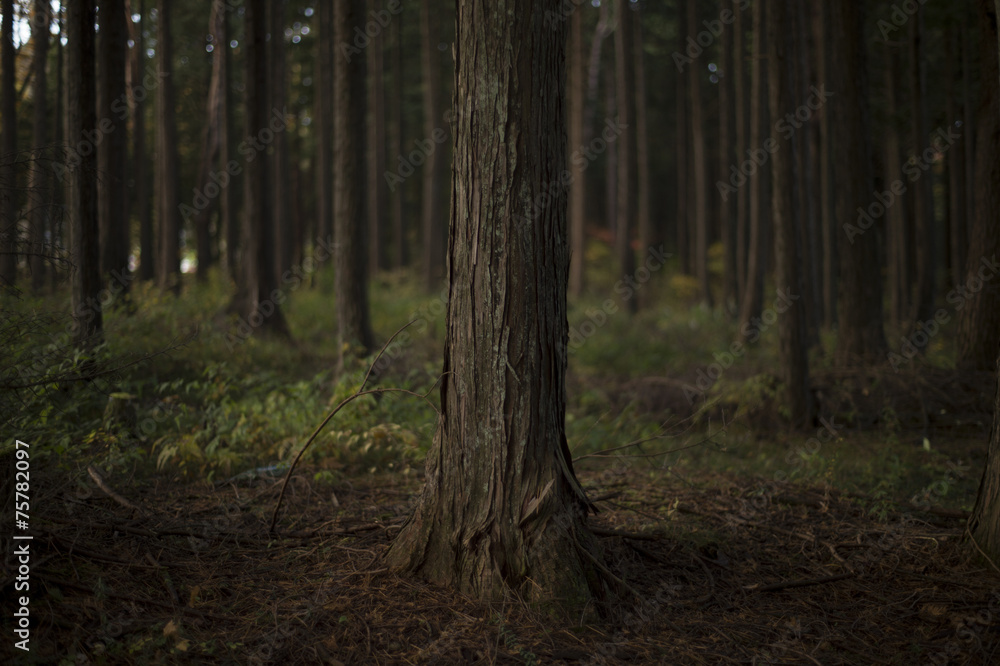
[[956, 0, 1000, 372], [68, 0, 103, 345], [614, 0, 637, 313], [98, 0, 129, 287], [386, 0, 601, 613], [832, 0, 886, 363], [156, 0, 181, 293], [567, 6, 585, 299], [334, 0, 374, 358], [969, 350, 1000, 564], [769, 0, 811, 428], [0, 0, 16, 287], [29, 0, 51, 292], [420, 0, 445, 290]]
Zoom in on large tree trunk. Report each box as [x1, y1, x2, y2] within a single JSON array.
[[567, 5, 586, 299], [0, 0, 17, 287], [98, 0, 129, 289], [29, 0, 51, 293], [688, 0, 711, 308], [334, 0, 374, 359], [387, 0, 601, 613], [156, 0, 180, 293], [770, 0, 811, 428], [956, 0, 1000, 372], [832, 0, 886, 363], [419, 0, 445, 290], [614, 0, 637, 313], [68, 0, 103, 345]]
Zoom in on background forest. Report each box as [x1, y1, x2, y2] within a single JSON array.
[[2, 0, 1000, 663]]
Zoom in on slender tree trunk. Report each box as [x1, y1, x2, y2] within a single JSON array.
[[388, 9, 405, 269], [770, 0, 811, 428], [568, 5, 586, 299], [688, 0, 711, 307], [956, 0, 1000, 372], [603, 56, 616, 240], [316, 0, 334, 277], [719, 0, 736, 313], [0, 0, 17, 286], [738, 0, 767, 335], [884, 42, 908, 329], [795, 0, 819, 347], [815, 0, 836, 328], [219, 1, 238, 284], [908, 6, 935, 327], [271, 0, 291, 277], [98, 0, 129, 290], [129, 0, 153, 282], [334, 0, 374, 358], [832, 0, 886, 363], [634, 11, 651, 260], [191, 1, 222, 282], [420, 0, 445, 290], [386, 0, 600, 613], [366, 0, 387, 274], [614, 0, 637, 312], [946, 26, 967, 291], [156, 0, 180, 293], [52, 5, 64, 289], [29, 0, 51, 293], [734, 0, 747, 301], [68, 0, 103, 344]]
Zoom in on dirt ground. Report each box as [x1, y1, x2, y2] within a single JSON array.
[[3, 463, 998, 665]]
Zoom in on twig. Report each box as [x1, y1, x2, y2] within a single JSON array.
[[269, 321, 443, 533], [87, 465, 147, 516], [745, 572, 854, 593]]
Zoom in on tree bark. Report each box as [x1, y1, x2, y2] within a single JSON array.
[[614, 0, 637, 313], [98, 0, 129, 289], [956, 0, 1000, 372], [567, 5, 586, 299], [190, 2, 221, 283], [29, 0, 51, 292], [68, 0, 103, 345], [0, 0, 17, 287], [769, 0, 811, 428], [156, 0, 180, 293], [688, 0, 711, 308], [420, 0, 445, 290], [334, 0, 374, 359], [386, 0, 601, 614], [675, 2, 689, 276], [832, 0, 886, 363]]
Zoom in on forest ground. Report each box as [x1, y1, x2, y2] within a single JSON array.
[[3, 252, 999, 664]]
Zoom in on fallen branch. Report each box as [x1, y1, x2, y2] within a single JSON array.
[[745, 572, 854, 593], [87, 465, 147, 516]]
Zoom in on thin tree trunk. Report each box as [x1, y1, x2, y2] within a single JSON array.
[[98, 0, 129, 289], [675, 2, 689, 276], [367, 0, 387, 274], [908, 6, 935, 327], [603, 56, 616, 241], [219, 0, 238, 283], [334, 0, 374, 358], [884, 42, 908, 328], [688, 0, 711, 307], [568, 5, 586, 299], [0, 0, 17, 286], [420, 0, 445, 290], [815, 0, 836, 328], [129, 0, 154, 282], [387, 0, 600, 613], [734, 0, 747, 300], [156, 0, 180, 293], [388, 9, 405, 269], [832, 0, 886, 363], [52, 4, 64, 289], [272, 0, 291, 277], [614, 0, 637, 313], [795, 0, 819, 347], [719, 0, 736, 313], [68, 0, 103, 344], [29, 0, 51, 292], [946, 26, 967, 290], [634, 11, 651, 260], [316, 0, 334, 280]]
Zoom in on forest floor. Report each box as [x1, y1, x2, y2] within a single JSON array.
[[4, 457, 999, 665], [4, 266, 1000, 663]]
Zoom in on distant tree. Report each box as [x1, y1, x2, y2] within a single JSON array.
[[733, 0, 748, 300], [420, 0, 445, 290], [908, 4, 935, 328], [98, 0, 130, 289], [367, 0, 387, 274], [29, 0, 51, 293], [67, 0, 103, 344], [156, 0, 181, 292], [218, 0, 238, 283], [386, 0, 600, 612], [388, 10, 405, 269], [614, 0, 637, 313], [633, 10, 651, 265], [567, 5, 585, 299], [883, 40, 909, 328], [946, 26, 967, 292], [687, 0, 710, 307], [271, 0, 292, 277], [0, 0, 16, 287], [956, 0, 1000, 372], [719, 0, 736, 312], [769, 0, 811, 427], [675, 2, 689, 276], [316, 0, 333, 262], [334, 0, 374, 358], [832, 0, 886, 362], [814, 0, 836, 328], [130, 0, 155, 282]]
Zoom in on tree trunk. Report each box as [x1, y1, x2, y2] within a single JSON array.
[[420, 0, 445, 290], [719, 0, 736, 313], [386, 0, 601, 614], [908, 6, 935, 327], [884, 41, 909, 328], [688, 0, 711, 308], [614, 0, 637, 313], [733, 0, 747, 301], [156, 0, 180, 293], [98, 0, 129, 290], [956, 0, 1000, 372], [68, 0, 103, 345], [0, 0, 17, 287], [271, 0, 292, 278], [815, 0, 836, 328], [316, 0, 334, 278], [832, 0, 886, 363], [367, 0, 387, 274], [567, 5, 586, 299], [334, 0, 374, 359], [388, 9, 405, 269], [738, 0, 767, 336], [603, 56, 616, 241], [129, 0, 154, 282], [769, 0, 811, 428], [219, 0, 238, 284], [29, 0, 51, 293], [634, 9, 651, 264], [946, 26, 967, 291], [190, 2, 221, 283], [795, 0, 819, 347]]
